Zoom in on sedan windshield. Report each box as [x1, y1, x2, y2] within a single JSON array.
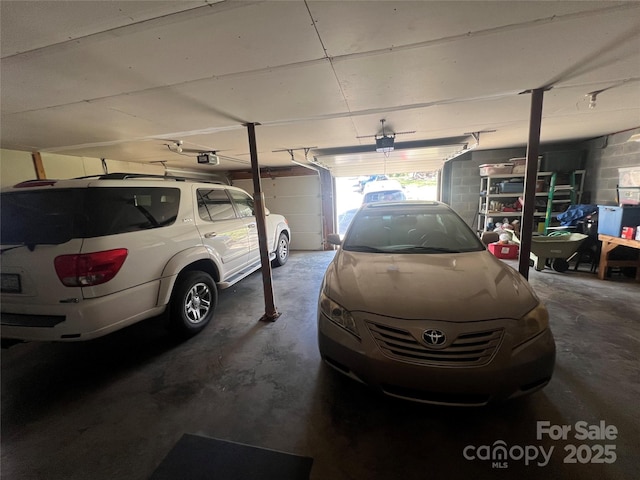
[[343, 207, 485, 254]]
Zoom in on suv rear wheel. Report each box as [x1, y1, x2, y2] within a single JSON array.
[[169, 271, 217, 337]]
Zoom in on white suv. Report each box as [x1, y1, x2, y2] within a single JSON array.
[[0, 174, 291, 343]]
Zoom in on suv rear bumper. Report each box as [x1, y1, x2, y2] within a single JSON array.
[[1, 280, 165, 341]]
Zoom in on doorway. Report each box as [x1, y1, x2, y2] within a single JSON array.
[[335, 172, 439, 235]]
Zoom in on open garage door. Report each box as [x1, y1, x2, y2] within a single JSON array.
[[311, 138, 472, 177]]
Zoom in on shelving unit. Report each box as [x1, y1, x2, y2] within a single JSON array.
[[478, 170, 585, 233]]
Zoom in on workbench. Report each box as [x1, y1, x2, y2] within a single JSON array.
[[597, 234, 640, 281]]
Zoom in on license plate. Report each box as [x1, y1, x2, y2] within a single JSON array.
[[1, 274, 21, 293]]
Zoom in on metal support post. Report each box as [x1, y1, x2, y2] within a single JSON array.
[[246, 122, 281, 322], [518, 88, 545, 279]]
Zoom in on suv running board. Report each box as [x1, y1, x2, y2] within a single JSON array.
[[217, 253, 276, 289]]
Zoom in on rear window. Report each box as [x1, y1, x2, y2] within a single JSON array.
[[1, 187, 180, 244], [363, 190, 406, 204]]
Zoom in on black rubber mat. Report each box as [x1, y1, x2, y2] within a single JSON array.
[[150, 434, 313, 480]]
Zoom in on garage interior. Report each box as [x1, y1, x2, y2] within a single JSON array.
[[1, 1, 639, 479]]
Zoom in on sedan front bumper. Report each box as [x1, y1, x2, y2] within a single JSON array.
[[318, 311, 556, 406]]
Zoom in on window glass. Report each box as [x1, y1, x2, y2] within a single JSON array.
[[363, 190, 406, 204], [87, 188, 180, 234], [0, 187, 180, 242], [229, 190, 255, 218], [1, 189, 83, 245], [197, 189, 236, 221], [343, 208, 484, 253]]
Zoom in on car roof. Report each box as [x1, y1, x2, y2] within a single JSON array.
[[361, 200, 449, 211], [362, 179, 403, 193]]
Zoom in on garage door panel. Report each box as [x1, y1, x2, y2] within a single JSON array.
[[285, 214, 322, 231], [232, 176, 322, 250], [290, 232, 323, 251], [266, 176, 321, 196], [266, 198, 320, 215]]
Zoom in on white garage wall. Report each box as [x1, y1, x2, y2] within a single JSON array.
[[0, 149, 34, 188], [0, 148, 168, 188], [103, 159, 164, 176], [44, 154, 164, 178], [233, 175, 323, 251], [41, 152, 104, 179]]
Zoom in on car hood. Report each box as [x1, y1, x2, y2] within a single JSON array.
[[323, 250, 539, 321]]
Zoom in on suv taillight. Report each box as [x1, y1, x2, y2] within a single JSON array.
[[54, 249, 128, 287]]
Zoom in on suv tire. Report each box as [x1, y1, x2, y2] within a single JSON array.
[[169, 271, 217, 338], [272, 232, 289, 267]]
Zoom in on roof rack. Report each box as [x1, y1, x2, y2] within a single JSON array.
[[73, 173, 227, 184]]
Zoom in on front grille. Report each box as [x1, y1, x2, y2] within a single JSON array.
[[367, 322, 503, 367]]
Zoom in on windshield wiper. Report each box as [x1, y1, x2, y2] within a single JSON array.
[[344, 245, 388, 253], [397, 246, 462, 253]]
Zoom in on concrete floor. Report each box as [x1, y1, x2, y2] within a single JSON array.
[[2, 251, 639, 480]]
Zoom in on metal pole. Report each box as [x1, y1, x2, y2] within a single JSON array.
[[246, 122, 281, 321], [518, 88, 545, 279]]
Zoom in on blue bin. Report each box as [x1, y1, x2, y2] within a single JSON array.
[[597, 205, 640, 237]]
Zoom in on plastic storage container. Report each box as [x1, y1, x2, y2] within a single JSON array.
[[488, 242, 519, 259], [618, 187, 640, 205], [498, 181, 524, 193], [479, 164, 513, 176], [510, 157, 541, 174], [619, 166, 640, 187], [597, 205, 640, 237]]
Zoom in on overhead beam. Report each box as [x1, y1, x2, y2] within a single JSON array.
[[31, 152, 46, 179]]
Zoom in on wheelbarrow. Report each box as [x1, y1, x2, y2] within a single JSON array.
[[515, 232, 589, 272]]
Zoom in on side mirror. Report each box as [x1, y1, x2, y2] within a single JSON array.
[[326, 233, 342, 245]]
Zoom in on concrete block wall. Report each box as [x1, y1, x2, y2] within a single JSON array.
[[583, 127, 640, 206], [446, 134, 639, 229]]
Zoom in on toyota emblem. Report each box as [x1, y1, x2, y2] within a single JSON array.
[[423, 329, 446, 347]]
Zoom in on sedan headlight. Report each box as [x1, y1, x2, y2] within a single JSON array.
[[514, 302, 549, 348], [319, 291, 359, 337]]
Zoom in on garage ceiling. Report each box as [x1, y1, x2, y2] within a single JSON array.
[[1, 1, 639, 177]]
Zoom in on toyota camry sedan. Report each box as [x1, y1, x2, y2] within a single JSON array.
[[317, 201, 555, 406]]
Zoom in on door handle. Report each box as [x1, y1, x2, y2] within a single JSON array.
[[204, 232, 217, 238]]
